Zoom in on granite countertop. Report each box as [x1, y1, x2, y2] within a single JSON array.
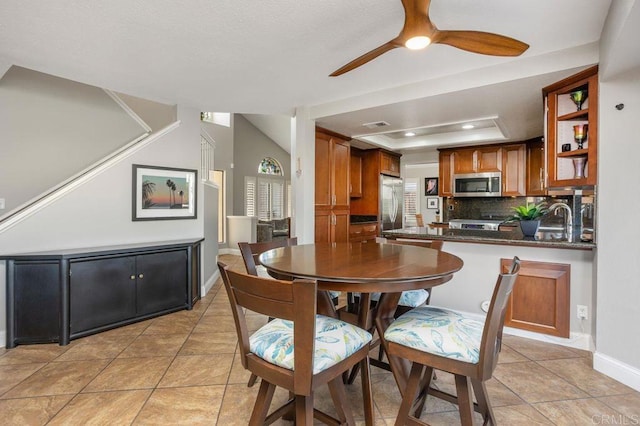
[[383, 227, 595, 250]]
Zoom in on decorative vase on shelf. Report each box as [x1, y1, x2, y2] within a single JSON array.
[[570, 90, 588, 111], [573, 124, 588, 149], [572, 157, 587, 179], [520, 220, 540, 238]]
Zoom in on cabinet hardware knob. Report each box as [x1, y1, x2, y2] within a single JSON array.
[[130, 275, 136, 280], [138, 273, 144, 279]]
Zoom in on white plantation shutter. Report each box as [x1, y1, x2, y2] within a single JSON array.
[[404, 178, 419, 227], [271, 179, 285, 219], [245, 177, 256, 216], [258, 179, 271, 220]]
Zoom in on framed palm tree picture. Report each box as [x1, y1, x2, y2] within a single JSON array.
[[132, 164, 197, 220]]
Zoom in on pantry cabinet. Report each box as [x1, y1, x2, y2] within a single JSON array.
[[315, 128, 350, 243]]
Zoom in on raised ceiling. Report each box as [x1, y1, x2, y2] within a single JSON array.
[[0, 0, 617, 153]]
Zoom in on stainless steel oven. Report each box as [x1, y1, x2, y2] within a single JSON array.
[[453, 172, 502, 197]]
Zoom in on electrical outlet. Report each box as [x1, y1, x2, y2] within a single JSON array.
[[480, 300, 490, 313], [577, 305, 588, 320], [448, 205, 454, 211]]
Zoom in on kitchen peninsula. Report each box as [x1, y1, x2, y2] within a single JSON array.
[[383, 226, 595, 250]]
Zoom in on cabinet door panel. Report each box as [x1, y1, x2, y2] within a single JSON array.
[[333, 139, 350, 207], [70, 257, 136, 334], [13, 262, 60, 343], [502, 144, 526, 196], [454, 149, 475, 173], [315, 133, 332, 206], [333, 211, 350, 243], [476, 147, 502, 172], [501, 259, 570, 338], [527, 138, 546, 195], [439, 151, 453, 197], [350, 153, 362, 197], [136, 250, 188, 316]]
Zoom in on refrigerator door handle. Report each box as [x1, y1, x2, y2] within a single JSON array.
[[389, 188, 398, 224]]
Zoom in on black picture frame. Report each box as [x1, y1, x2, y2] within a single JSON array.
[[132, 164, 197, 221], [427, 197, 439, 209], [425, 177, 439, 196]]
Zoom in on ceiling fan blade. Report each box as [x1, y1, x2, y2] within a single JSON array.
[[330, 41, 399, 77], [435, 30, 529, 56]]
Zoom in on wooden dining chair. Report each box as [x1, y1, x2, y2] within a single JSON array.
[[217, 262, 374, 425], [383, 256, 521, 425], [239, 237, 298, 278], [345, 239, 445, 382]]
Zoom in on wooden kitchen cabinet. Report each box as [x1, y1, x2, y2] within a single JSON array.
[[501, 258, 570, 338], [2, 239, 202, 347], [502, 143, 526, 196], [526, 137, 547, 195], [544, 65, 598, 187], [315, 128, 350, 243], [350, 150, 363, 198], [349, 222, 378, 243], [380, 151, 401, 177], [439, 150, 453, 197], [453, 146, 502, 174], [476, 146, 502, 172]]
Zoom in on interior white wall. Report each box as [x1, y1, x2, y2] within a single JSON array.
[[595, 68, 640, 385], [291, 107, 315, 244], [0, 104, 205, 347], [205, 118, 234, 248], [0, 67, 149, 213], [403, 163, 441, 224], [115, 91, 177, 132], [202, 182, 219, 295], [433, 241, 595, 348], [593, 0, 640, 390]]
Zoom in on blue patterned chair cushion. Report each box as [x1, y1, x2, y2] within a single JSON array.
[[256, 266, 340, 299], [384, 306, 483, 364], [370, 289, 429, 308], [249, 315, 372, 374]]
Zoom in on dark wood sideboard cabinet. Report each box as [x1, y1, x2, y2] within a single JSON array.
[[2, 238, 203, 348]]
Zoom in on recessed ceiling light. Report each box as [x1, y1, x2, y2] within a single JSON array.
[[462, 124, 475, 130], [404, 132, 416, 137]]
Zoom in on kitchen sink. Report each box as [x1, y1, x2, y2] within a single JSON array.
[[536, 227, 567, 241]]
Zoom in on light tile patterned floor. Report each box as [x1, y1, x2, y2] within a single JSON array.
[[1, 254, 638, 425]]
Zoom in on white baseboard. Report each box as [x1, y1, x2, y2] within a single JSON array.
[[594, 352, 640, 392], [202, 270, 220, 297]]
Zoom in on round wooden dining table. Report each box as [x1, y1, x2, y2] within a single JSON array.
[[259, 242, 464, 405]]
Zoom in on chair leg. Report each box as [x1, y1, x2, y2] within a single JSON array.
[[295, 394, 314, 426], [249, 379, 276, 426], [413, 366, 434, 418], [471, 379, 496, 426], [394, 362, 425, 426], [247, 373, 258, 387], [454, 375, 475, 426], [360, 356, 375, 426], [327, 376, 356, 425]]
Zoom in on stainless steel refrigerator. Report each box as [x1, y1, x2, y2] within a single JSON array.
[[379, 175, 403, 231]]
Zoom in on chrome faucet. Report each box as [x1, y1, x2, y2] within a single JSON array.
[[549, 202, 573, 240]]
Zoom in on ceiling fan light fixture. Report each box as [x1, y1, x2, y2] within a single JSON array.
[[405, 36, 431, 50]]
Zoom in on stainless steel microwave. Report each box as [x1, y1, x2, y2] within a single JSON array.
[[453, 172, 502, 197]]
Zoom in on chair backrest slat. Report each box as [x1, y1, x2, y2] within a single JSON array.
[[478, 256, 520, 378], [239, 237, 298, 276]]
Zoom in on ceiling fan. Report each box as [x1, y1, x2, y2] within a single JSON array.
[[330, 0, 529, 77]]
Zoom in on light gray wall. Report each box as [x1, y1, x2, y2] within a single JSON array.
[[115, 91, 177, 132], [0, 67, 148, 213], [232, 114, 291, 215], [403, 163, 441, 224], [0, 97, 206, 346]]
